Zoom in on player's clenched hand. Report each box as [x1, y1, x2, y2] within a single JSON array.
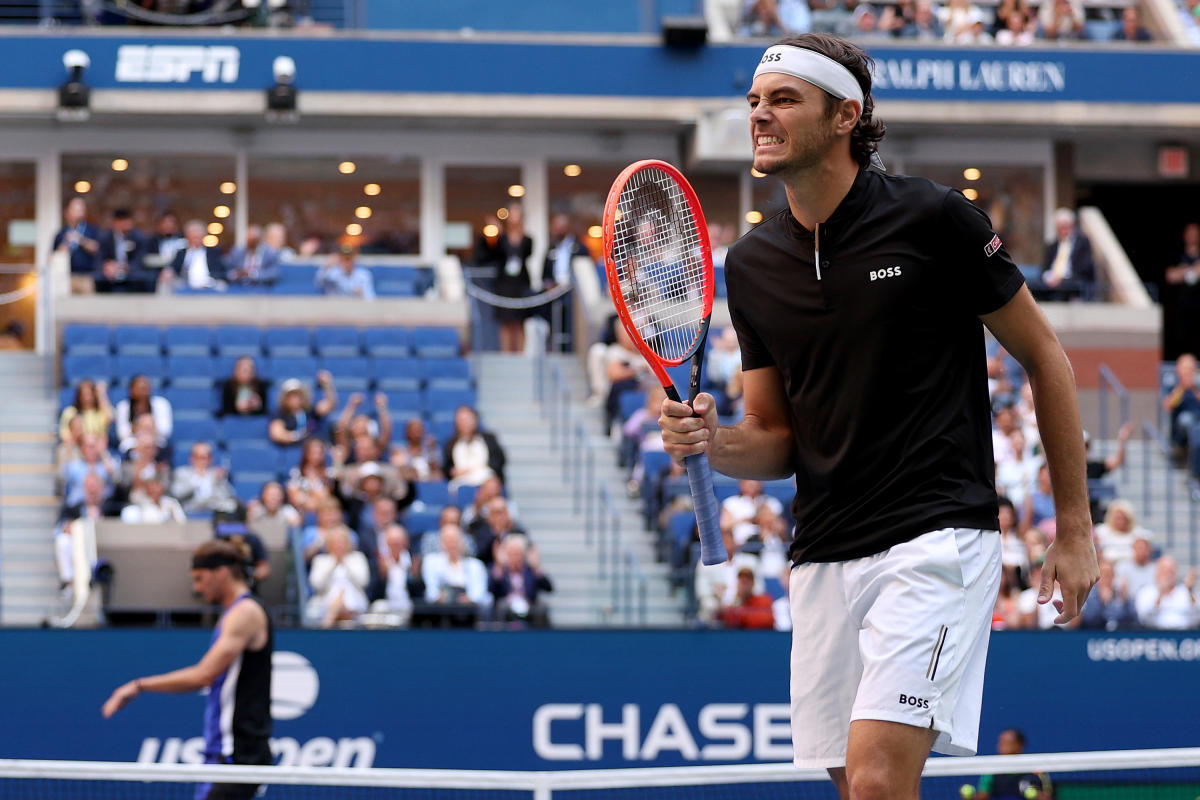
[[659, 392, 717, 463], [1039, 526, 1099, 624]]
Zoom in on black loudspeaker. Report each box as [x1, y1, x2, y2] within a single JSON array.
[[661, 15, 708, 47]]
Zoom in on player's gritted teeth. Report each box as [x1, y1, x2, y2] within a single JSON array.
[[755, 135, 785, 150]]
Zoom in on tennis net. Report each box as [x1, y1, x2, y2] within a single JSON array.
[[2, 748, 1199, 799]]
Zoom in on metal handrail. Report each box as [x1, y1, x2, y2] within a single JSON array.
[[1140, 420, 1175, 551], [1098, 364, 1130, 484], [624, 549, 648, 626]]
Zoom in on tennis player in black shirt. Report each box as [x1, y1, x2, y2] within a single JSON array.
[[660, 33, 1098, 800]]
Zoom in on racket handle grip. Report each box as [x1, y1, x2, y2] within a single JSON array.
[[685, 452, 727, 566]]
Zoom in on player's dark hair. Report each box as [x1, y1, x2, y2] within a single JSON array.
[[193, 537, 252, 582], [773, 33, 886, 168], [997, 495, 1015, 515]]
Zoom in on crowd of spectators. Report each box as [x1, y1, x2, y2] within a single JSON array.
[[732, 0, 1155, 43], [53, 346, 554, 629]]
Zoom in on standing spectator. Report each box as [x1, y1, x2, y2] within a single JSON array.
[[1034, 208, 1093, 299], [95, 208, 152, 293], [147, 211, 186, 266], [422, 524, 490, 609], [390, 417, 444, 482], [306, 526, 370, 628], [720, 566, 777, 629], [1112, 5, 1151, 40], [1165, 223, 1200, 356], [246, 480, 302, 530], [720, 479, 784, 547], [375, 523, 416, 618], [443, 405, 507, 494], [166, 220, 226, 290], [1093, 499, 1152, 566], [489, 535, 553, 626], [286, 438, 335, 514], [491, 205, 533, 354], [1115, 534, 1157, 598], [332, 392, 392, 458], [225, 224, 282, 286], [52, 196, 100, 293], [316, 244, 375, 299], [59, 379, 113, 440], [170, 442, 238, 515], [740, 0, 813, 35], [62, 433, 119, 508], [114, 374, 173, 448], [301, 497, 359, 563], [120, 475, 186, 524], [1135, 556, 1199, 629], [1080, 559, 1137, 630], [541, 213, 589, 352], [1163, 353, 1200, 462], [220, 356, 270, 417], [269, 373, 337, 446]]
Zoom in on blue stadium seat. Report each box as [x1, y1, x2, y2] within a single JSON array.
[[416, 480, 451, 508], [411, 327, 460, 358], [431, 417, 456, 444], [264, 327, 314, 357], [233, 479, 267, 503], [63, 354, 113, 385], [264, 356, 318, 383], [714, 265, 728, 299], [668, 511, 697, 570], [314, 326, 362, 358], [363, 327, 412, 358], [221, 415, 270, 444], [57, 386, 76, 411], [618, 390, 644, 421], [374, 278, 418, 297], [164, 387, 218, 414], [713, 481, 741, 503], [318, 356, 371, 392], [112, 326, 162, 355], [114, 354, 166, 381], [422, 387, 477, 415], [421, 357, 472, 381], [173, 418, 221, 444], [214, 326, 263, 357], [371, 357, 423, 391], [275, 265, 319, 286], [164, 326, 215, 355], [166, 355, 219, 388], [764, 479, 794, 507], [227, 441, 282, 475], [62, 324, 111, 356], [274, 444, 301, 476], [402, 508, 442, 538], [455, 484, 478, 508], [382, 390, 423, 416]]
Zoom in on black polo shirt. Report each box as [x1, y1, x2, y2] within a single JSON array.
[[725, 167, 1024, 564]]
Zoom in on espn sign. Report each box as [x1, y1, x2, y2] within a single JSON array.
[[115, 45, 240, 84]]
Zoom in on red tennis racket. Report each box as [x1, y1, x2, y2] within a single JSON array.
[[602, 159, 727, 566]]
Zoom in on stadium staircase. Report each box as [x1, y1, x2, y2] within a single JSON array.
[[475, 352, 685, 627], [0, 352, 61, 626]]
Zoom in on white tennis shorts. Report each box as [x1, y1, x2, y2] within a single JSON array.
[[788, 527, 1002, 768]]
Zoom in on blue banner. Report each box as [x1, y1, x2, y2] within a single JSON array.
[[4, 34, 1199, 103], [2, 629, 1199, 769]]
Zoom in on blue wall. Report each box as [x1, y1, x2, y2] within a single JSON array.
[[2, 629, 1198, 770], [361, 0, 701, 34]]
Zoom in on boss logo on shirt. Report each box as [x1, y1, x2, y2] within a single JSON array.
[[869, 266, 902, 282], [898, 694, 930, 709], [984, 234, 1003, 258]]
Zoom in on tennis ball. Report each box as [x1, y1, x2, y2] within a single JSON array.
[[960, 785, 976, 799], [1024, 788, 1039, 799]]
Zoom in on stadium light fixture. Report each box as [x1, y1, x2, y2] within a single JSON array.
[[58, 49, 91, 122], [266, 55, 298, 122]]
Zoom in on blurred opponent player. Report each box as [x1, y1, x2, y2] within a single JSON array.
[[659, 32, 1097, 800], [103, 538, 273, 800]]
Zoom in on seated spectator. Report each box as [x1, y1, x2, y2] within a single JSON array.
[[938, 0, 980, 39], [316, 244, 375, 299], [1163, 353, 1200, 460], [1031, 208, 1093, 299], [950, 7, 993, 42], [164, 219, 226, 290], [992, 565, 1024, 630], [720, 566, 776, 629], [1022, 464, 1055, 532], [461, 475, 511, 530], [1018, 560, 1075, 629], [114, 374, 173, 451], [489, 535, 553, 627], [59, 379, 113, 440], [1081, 559, 1137, 631], [603, 326, 647, 436], [1039, 0, 1084, 39], [1112, 5, 1151, 40], [991, 0, 1031, 33], [120, 475, 186, 524], [57, 415, 85, 474], [695, 528, 759, 626], [287, 437, 335, 514], [306, 526, 370, 628], [375, 523, 417, 618], [220, 356, 270, 417], [467, 496, 527, 567], [444, 405, 507, 494], [1116, 534, 1157, 598], [994, 9, 1037, 43], [95, 208, 153, 293], [332, 392, 392, 458], [119, 430, 171, 504], [361, 495, 399, 558], [721, 479, 784, 547], [739, 0, 813, 35], [706, 328, 741, 396], [225, 224, 282, 286], [53, 196, 101, 292], [1135, 556, 1198, 629], [852, 4, 898, 38], [301, 497, 359, 563], [55, 474, 118, 587], [170, 441, 238, 515], [62, 433, 119, 508], [898, 0, 944, 38], [147, 211, 185, 266], [1094, 499, 1152, 566], [742, 503, 791, 579], [422, 524, 490, 609], [338, 437, 412, 509], [263, 222, 296, 262], [269, 372, 337, 446], [997, 496, 1030, 588], [996, 429, 1041, 510], [390, 417, 444, 482], [623, 385, 667, 495], [246, 480, 302, 530]]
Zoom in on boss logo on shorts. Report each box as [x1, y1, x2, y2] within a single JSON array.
[[869, 266, 902, 282], [898, 694, 930, 709]]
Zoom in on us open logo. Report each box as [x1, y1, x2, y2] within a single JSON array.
[[272, 650, 320, 720]]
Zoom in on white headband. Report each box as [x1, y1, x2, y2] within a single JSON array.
[[753, 45, 864, 109]]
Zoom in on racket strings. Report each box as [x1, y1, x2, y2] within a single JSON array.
[[610, 169, 707, 362]]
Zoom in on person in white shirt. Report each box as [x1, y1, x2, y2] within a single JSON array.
[[422, 524, 490, 609], [376, 524, 415, 619], [720, 479, 784, 546], [995, 429, 1041, 509], [1135, 556, 1199, 630], [1094, 500, 1153, 566], [163, 220, 227, 290], [1115, 535, 1157, 599], [120, 476, 186, 524], [306, 526, 370, 628]]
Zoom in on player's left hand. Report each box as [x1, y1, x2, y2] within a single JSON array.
[[1038, 524, 1099, 624], [101, 680, 140, 718]]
